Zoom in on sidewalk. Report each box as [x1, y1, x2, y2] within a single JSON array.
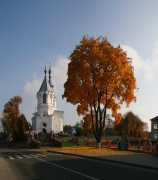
[[0, 157, 17, 180], [47, 149, 158, 170], [89, 153, 158, 170]]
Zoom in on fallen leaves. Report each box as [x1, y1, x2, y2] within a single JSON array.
[[51, 147, 134, 155]]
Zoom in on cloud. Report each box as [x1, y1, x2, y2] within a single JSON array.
[[121, 45, 158, 81], [22, 74, 41, 97], [21, 56, 69, 122], [51, 56, 68, 94], [121, 45, 143, 71], [120, 44, 158, 130], [22, 56, 68, 97]]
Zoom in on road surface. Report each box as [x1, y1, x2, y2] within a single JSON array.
[[0, 148, 158, 180]]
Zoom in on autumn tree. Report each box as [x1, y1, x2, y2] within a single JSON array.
[[17, 114, 30, 141], [82, 114, 114, 136], [115, 111, 148, 138], [2, 96, 30, 142], [63, 36, 137, 147], [82, 114, 92, 136]]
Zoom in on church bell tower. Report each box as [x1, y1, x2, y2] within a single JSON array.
[[36, 66, 57, 117], [32, 66, 64, 134]]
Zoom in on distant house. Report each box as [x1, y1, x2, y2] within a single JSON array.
[[150, 116, 158, 142]]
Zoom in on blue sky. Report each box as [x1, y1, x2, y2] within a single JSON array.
[[1, 0, 158, 130]]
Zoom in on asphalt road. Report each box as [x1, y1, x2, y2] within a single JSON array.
[[0, 148, 158, 180]]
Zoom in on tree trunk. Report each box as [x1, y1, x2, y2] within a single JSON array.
[[97, 141, 102, 149]]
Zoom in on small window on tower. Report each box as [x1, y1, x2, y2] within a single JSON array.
[[43, 93, 46, 103], [50, 94, 53, 104]]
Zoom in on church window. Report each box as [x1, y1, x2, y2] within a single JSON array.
[[43, 123, 46, 127], [50, 94, 52, 104], [43, 93, 46, 103]]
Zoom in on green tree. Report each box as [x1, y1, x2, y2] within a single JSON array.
[[75, 121, 83, 136], [63, 125, 72, 134]]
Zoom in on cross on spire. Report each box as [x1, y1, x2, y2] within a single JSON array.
[[44, 66, 47, 77]]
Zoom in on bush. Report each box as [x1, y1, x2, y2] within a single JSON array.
[[28, 139, 41, 148], [53, 139, 63, 147]]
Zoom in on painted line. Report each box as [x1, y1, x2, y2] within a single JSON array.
[[22, 155, 31, 158], [36, 154, 47, 157], [30, 154, 39, 158], [8, 156, 14, 160], [44, 152, 62, 156], [16, 155, 23, 159], [36, 157, 99, 180]]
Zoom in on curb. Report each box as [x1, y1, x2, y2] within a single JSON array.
[[47, 150, 158, 171]]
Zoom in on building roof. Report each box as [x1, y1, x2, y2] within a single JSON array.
[[150, 116, 158, 121], [38, 66, 53, 92], [39, 76, 52, 92]]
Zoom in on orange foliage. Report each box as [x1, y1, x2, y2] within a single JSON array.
[[4, 96, 22, 120], [3, 96, 22, 140], [63, 36, 137, 116], [82, 114, 92, 135], [63, 36, 137, 142], [115, 113, 123, 125]]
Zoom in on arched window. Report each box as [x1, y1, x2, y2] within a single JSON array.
[[43, 93, 46, 103], [43, 123, 46, 127], [50, 94, 52, 104]]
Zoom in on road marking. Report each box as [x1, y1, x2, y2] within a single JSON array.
[[8, 156, 14, 160], [16, 155, 23, 159], [22, 155, 31, 158], [36, 157, 99, 180], [8, 154, 47, 160], [30, 154, 39, 158], [44, 152, 62, 156], [36, 154, 47, 157]]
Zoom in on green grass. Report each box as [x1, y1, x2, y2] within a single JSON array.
[[63, 141, 77, 147]]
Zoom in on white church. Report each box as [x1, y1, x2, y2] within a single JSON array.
[[31, 66, 64, 134]]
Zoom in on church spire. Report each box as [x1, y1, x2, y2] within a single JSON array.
[[44, 66, 47, 77], [48, 65, 53, 88], [38, 66, 51, 92]]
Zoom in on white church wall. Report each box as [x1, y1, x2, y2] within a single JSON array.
[[31, 116, 36, 131], [31, 67, 64, 134], [36, 116, 50, 133], [54, 110, 64, 132]]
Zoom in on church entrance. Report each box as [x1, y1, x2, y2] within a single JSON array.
[[42, 128, 47, 133], [42, 122, 47, 142], [37, 122, 48, 142], [42, 122, 47, 133]]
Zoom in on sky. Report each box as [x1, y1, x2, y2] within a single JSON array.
[[1, 0, 158, 131]]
